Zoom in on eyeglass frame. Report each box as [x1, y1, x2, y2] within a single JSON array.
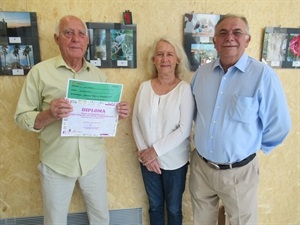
[[214, 29, 250, 38], [61, 28, 88, 39]]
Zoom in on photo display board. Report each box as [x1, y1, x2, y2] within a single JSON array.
[[0, 11, 40, 76], [262, 27, 300, 68], [85, 22, 137, 69], [183, 13, 221, 71]]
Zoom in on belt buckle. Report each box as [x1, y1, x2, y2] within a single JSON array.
[[207, 161, 220, 170]]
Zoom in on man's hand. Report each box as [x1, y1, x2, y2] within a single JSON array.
[[117, 101, 131, 119], [34, 98, 73, 130], [49, 98, 73, 119]]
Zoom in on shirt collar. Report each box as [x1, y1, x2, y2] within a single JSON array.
[[234, 53, 248, 72], [55, 55, 90, 72], [213, 53, 248, 73]]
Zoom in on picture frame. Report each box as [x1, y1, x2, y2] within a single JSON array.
[[261, 27, 300, 68], [85, 22, 137, 69], [0, 11, 41, 76], [183, 13, 221, 71]]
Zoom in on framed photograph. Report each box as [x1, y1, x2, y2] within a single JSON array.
[[0, 11, 41, 76], [183, 13, 221, 71], [85, 22, 137, 68], [261, 27, 300, 68]]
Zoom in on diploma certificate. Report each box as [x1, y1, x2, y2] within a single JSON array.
[[61, 79, 123, 137]]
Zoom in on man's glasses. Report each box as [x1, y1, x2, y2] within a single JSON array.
[[62, 29, 87, 38], [215, 30, 248, 38]]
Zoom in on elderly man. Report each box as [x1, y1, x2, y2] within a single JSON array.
[[15, 15, 130, 225], [189, 14, 291, 225]]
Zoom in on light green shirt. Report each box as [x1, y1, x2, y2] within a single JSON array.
[[15, 55, 107, 177]]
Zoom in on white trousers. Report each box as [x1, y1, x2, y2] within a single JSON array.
[[38, 153, 109, 225]]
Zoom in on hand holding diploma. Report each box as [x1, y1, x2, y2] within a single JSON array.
[[117, 101, 131, 119]]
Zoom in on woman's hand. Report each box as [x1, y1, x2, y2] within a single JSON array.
[[145, 159, 161, 174], [138, 147, 158, 165]]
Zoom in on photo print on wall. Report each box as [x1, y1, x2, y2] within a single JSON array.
[[183, 13, 221, 71], [261, 27, 300, 68], [0, 11, 41, 76], [85, 22, 137, 68]]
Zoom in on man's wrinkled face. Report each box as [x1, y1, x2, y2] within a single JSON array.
[[54, 17, 89, 61], [213, 17, 251, 63]]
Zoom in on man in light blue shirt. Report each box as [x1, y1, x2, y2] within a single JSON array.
[[189, 14, 291, 225]]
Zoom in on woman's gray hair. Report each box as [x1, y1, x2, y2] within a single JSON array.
[[147, 36, 191, 78]]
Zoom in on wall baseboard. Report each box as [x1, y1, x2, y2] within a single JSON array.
[[0, 208, 142, 225]]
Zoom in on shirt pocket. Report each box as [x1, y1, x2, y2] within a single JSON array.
[[230, 95, 259, 124]]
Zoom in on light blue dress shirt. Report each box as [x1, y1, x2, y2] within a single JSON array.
[[191, 53, 291, 164]]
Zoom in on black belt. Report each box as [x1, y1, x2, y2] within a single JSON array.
[[197, 151, 256, 170]]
